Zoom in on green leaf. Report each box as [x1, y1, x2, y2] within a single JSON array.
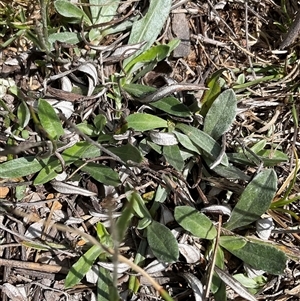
[[210, 245, 225, 294], [176, 123, 228, 166], [138, 217, 152, 230], [37, 99, 64, 140], [0, 156, 50, 178], [126, 113, 167, 131], [146, 140, 162, 154], [219, 236, 247, 251], [63, 142, 98, 163], [98, 266, 119, 301], [221, 240, 287, 275], [96, 222, 113, 249], [163, 145, 184, 171], [76, 122, 97, 136], [93, 114, 107, 132], [257, 149, 289, 166], [65, 244, 102, 288], [227, 152, 262, 166], [101, 17, 136, 39], [123, 83, 156, 98], [75, 161, 121, 186], [107, 143, 143, 163], [233, 274, 267, 292], [200, 69, 226, 116], [124, 44, 171, 77], [167, 38, 181, 55], [82, 146, 102, 159], [232, 74, 282, 90], [151, 97, 191, 117], [33, 158, 61, 185], [153, 185, 169, 204], [130, 191, 152, 219], [124, 0, 172, 65], [224, 169, 277, 231], [22, 240, 67, 251], [204, 158, 250, 181], [97, 224, 119, 299], [228, 151, 288, 167], [15, 184, 26, 201], [147, 221, 179, 263], [174, 131, 200, 153], [203, 89, 237, 140], [54, 0, 91, 25], [17, 101, 30, 129], [213, 281, 227, 301], [90, 0, 119, 24], [34, 142, 100, 185], [48, 32, 81, 47], [116, 194, 134, 241], [250, 140, 267, 153], [89, 0, 102, 24], [174, 206, 217, 240]]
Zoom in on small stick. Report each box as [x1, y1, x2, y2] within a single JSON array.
[[0, 258, 69, 274]]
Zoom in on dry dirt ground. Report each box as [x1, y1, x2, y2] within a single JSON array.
[[0, 0, 300, 300]]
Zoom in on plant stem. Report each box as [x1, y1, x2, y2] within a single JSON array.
[[40, 0, 49, 43]]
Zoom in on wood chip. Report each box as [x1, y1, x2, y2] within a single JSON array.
[[172, 13, 191, 58]]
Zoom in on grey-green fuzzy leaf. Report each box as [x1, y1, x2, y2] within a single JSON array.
[[175, 206, 217, 240], [0, 156, 50, 178], [124, 0, 172, 65], [147, 221, 179, 263], [224, 169, 277, 231], [176, 123, 229, 166], [221, 240, 287, 275], [203, 89, 237, 140]]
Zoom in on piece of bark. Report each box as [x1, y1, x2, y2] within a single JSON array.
[[171, 13, 191, 58]]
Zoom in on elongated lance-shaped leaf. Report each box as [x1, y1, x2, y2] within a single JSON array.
[[0, 156, 51, 178], [74, 161, 121, 187], [89, 0, 120, 24], [176, 123, 229, 167], [174, 206, 217, 240], [203, 89, 237, 140], [65, 244, 103, 288], [37, 99, 64, 140], [151, 97, 191, 117], [107, 143, 143, 163], [54, 0, 92, 25], [147, 221, 179, 263], [124, 45, 170, 76], [17, 101, 30, 129], [98, 266, 119, 301], [200, 68, 226, 116], [163, 144, 184, 171], [220, 239, 287, 275], [124, 0, 172, 66], [126, 113, 168, 131], [224, 169, 277, 231]]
